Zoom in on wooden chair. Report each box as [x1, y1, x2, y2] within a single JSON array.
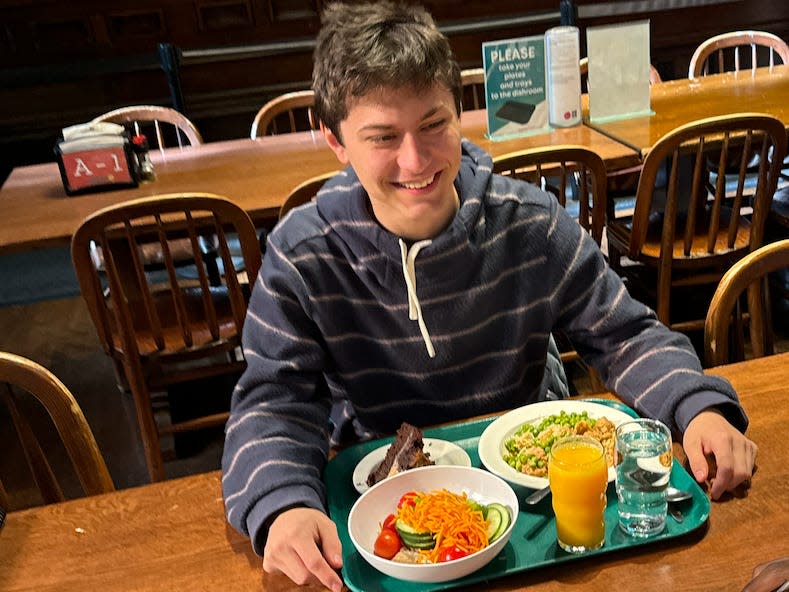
[[460, 67, 486, 110], [606, 113, 787, 334], [71, 193, 262, 482], [0, 351, 114, 505], [92, 106, 214, 280], [93, 105, 203, 149], [493, 145, 608, 244], [250, 90, 317, 138], [705, 238, 789, 366], [493, 145, 608, 392], [689, 30, 789, 78], [279, 171, 336, 220], [689, 33, 789, 213]]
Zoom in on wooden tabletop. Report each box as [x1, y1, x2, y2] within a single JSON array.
[[0, 111, 638, 254], [1, 352, 787, 591], [585, 65, 789, 156]]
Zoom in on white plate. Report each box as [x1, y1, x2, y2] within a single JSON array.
[[352, 438, 472, 494], [477, 400, 635, 490]]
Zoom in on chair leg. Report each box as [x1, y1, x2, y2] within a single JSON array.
[[656, 267, 672, 327], [0, 477, 8, 511], [587, 367, 606, 392], [121, 359, 165, 482]]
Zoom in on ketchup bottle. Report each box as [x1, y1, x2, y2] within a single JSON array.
[[131, 134, 156, 181]]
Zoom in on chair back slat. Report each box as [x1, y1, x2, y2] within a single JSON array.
[[152, 214, 195, 347], [706, 134, 728, 253], [183, 213, 222, 342], [213, 220, 249, 332]]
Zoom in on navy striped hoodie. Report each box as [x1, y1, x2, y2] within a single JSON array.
[[222, 139, 746, 552]]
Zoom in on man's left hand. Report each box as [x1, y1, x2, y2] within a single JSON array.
[[682, 409, 757, 500]]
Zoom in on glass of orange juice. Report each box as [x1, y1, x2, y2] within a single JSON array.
[[548, 435, 608, 553]]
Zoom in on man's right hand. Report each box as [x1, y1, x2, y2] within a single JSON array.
[[263, 507, 344, 592]]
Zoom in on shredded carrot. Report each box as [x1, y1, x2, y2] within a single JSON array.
[[396, 489, 489, 563]]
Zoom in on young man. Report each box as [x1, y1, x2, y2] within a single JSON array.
[[222, 3, 757, 590]]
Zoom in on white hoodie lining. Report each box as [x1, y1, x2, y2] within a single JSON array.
[[399, 238, 436, 358]]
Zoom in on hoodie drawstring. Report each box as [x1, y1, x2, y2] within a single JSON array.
[[398, 238, 435, 358]]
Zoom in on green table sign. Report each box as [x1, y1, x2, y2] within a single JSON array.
[[482, 35, 549, 140]]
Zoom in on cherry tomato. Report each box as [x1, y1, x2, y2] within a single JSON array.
[[381, 513, 397, 531], [373, 528, 402, 559], [438, 546, 469, 563], [397, 491, 418, 509]]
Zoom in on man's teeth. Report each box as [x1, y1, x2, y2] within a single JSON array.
[[401, 174, 435, 189]]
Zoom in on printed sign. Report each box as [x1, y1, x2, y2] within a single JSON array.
[[482, 35, 549, 140], [58, 145, 137, 195]]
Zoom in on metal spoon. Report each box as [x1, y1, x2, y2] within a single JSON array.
[[524, 485, 551, 505], [666, 486, 692, 522], [665, 486, 693, 503], [525, 484, 691, 509]]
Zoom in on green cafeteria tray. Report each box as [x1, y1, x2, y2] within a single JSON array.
[[324, 399, 711, 592]]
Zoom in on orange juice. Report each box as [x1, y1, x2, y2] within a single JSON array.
[[548, 436, 608, 553]]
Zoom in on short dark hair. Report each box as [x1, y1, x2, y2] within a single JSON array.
[[312, 1, 462, 141]]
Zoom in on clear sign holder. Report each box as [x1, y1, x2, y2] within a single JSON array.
[[586, 20, 654, 123]]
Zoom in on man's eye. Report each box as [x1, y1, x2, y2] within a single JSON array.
[[369, 134, 396, 144], [424, 119, 447, 131]]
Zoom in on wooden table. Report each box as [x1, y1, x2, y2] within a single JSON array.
[[1, 352, 787, 591], [586, 65, 789, 156], [0, 111, 638, 254]]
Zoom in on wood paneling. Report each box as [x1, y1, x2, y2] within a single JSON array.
[[1, 0, 789, 183], [196, 0, 255, 31]]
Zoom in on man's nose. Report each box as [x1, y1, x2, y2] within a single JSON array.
[[397, 134, 430, 173]]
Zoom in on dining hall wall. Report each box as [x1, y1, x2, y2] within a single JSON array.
[[2, 0, 789, 184]]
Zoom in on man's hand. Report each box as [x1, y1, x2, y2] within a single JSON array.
[[683, 409, 757, 500], [263, 507, 344, 592], [741, 557, 789, 592]]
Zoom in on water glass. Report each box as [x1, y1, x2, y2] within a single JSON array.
[[548, 435, 608, 553], [615, 418, 672, 537]]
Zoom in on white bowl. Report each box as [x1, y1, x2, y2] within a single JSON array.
[[347, 465, 518, 583]]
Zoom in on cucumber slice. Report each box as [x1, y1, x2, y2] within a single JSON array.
[[394, 519, 421, 535], [485, 506, 502, 540], [486, 503, 511, 542], [401, 535, 436, 550], [395, 519, 435, 550]]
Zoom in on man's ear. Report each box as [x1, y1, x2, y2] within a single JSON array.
[[321, 122, 349, 164]]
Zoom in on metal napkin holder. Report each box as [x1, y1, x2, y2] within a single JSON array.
[[55, 121, 140, 196]]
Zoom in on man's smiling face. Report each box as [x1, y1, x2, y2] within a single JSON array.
[[322, 83, 462, 241]]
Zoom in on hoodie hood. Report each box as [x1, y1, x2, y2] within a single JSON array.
[[313, 139, 493, 357]]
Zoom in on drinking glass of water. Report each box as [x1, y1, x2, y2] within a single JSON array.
[[614, 418, 672, 537]]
